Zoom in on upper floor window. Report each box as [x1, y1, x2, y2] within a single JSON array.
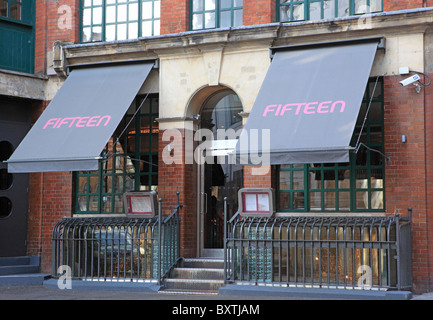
[[277, 0, 382, 22], [191, 0, 243, 30], [0, 0, 21, 21], [81, 0, 160, 43]]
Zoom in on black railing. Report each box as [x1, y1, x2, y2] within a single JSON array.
[[224, 200, 412, 291], [52, 193, 181, 284]]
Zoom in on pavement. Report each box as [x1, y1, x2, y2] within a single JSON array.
[[0, 281, 431, 300]]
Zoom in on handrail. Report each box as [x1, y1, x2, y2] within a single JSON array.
[[158, 192, 182, 284]]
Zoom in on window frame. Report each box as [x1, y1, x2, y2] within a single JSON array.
[[277, 0, 383, 22], [80, 0, 161, 43], [190, 0, 243, 31], [75, 95, 159, 215], [276, 78, 385, 213]]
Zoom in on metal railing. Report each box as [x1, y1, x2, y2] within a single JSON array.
[[52, 193, 181, 284], [224, 200, 412, 291]]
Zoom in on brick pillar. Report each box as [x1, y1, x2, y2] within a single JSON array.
[[160, 0, 189, 35], [243, 165, 272, 188], [26, 101, 74, 273], [35, 0, 80, 74], [384, 74, 431, 293], [383, 0, 423, 11], [158, 128, 198, 258], [243, 0, 276, 25]]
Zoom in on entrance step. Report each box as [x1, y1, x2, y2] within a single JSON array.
[[0, 256, 49, 286], [182, 258, 224, 269], [0, 256, 40, 276], [159, 258, 225, 295]]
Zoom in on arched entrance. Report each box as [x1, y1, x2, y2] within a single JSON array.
[[196, 89, 243, 257]]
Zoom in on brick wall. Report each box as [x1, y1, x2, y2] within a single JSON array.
[[384, 75, 433, 293], [383, 0, 424, 11], [244, 0, 276, 25], [160, 1, 189, 35], [35, 0, 79, 74], [26, 101, 73, 273], [158, 129, 197, 257]]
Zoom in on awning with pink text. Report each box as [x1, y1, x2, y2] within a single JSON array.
[[7, 61, 154, 173], [235, 38, 381, 165]]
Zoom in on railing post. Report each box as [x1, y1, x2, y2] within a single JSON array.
[[176, 192, 180, 261], [223, 197, 228, 285], [395, 211, 401, 290], [158, 198, 162, 285]]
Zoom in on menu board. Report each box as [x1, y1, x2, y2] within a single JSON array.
[[238, 188, 275, 217], [124, 191, 157, 218]]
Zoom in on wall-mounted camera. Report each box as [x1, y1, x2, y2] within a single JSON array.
[[400, 74, 421, 87]]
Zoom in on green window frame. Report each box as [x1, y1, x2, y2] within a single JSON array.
[[80, 0, 160, 43], [277, 0, 383, 22], [190, 0, 243, 31], [75, 95, 159, 214], [277, 78, 385, 213], [0, 0, 35, 73], [0, 0, 22, 21]]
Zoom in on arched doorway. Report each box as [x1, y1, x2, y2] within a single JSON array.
[[197, 89, 243, 257]]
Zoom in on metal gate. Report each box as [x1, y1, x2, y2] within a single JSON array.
[[224, 206, 412, 291]]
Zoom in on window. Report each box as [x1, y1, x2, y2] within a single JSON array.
[[0, 0, 21, 20], [191, 0, 243, 30], [277, 78, 384, 212], [81, 0, 160, 42], [277, 0, 382, 22], [75, 96, 159, 214]]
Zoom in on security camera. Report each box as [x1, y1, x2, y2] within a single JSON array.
[[400, 74, 421, 86]]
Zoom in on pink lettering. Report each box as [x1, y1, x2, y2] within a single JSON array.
[[86, 116, 100, 127], [43, 118, 58, 129], [263, 104, 277, 117], [331, 100, 346, 113], [261, 100, 346, 117], [317, 101, 331, 113], [97, 115, 111, 126], [41, 115, 112, 129], [56, 117, 75, 128], [68, 117, 80, 127], [304, 102, 318, 114], [295, 103, 305, 115], [279, 104, 296, 116], [76, 117, 89, 127]]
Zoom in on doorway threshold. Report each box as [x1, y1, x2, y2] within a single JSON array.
[[201, 249, 223, 259]]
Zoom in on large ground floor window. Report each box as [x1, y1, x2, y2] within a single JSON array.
[[277, 78, 384, 212], [75, 95, 159, 214]]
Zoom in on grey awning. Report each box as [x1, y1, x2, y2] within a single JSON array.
[[7, 61, 154, 173], [235, 38, 380, 165]]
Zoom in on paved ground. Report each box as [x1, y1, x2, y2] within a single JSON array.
[[0, 284, 308, 300], [0, 283, 430, 300]]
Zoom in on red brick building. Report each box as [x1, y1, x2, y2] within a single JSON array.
[[1, 0, 433, 295]]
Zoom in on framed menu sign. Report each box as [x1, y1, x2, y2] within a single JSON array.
[[124, 191, 157, 218], [238, 188, 275, 217]]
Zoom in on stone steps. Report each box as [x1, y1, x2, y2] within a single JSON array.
[[159, 258, 225, 295]]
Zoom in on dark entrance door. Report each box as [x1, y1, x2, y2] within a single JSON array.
[[198, 90, 243, 257], [203, 158, 242, 250], [0, 99, 30, 257]]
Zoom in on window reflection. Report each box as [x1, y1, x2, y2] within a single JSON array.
[[277, 78, 384, 212], [81, 0, 160, 42]]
